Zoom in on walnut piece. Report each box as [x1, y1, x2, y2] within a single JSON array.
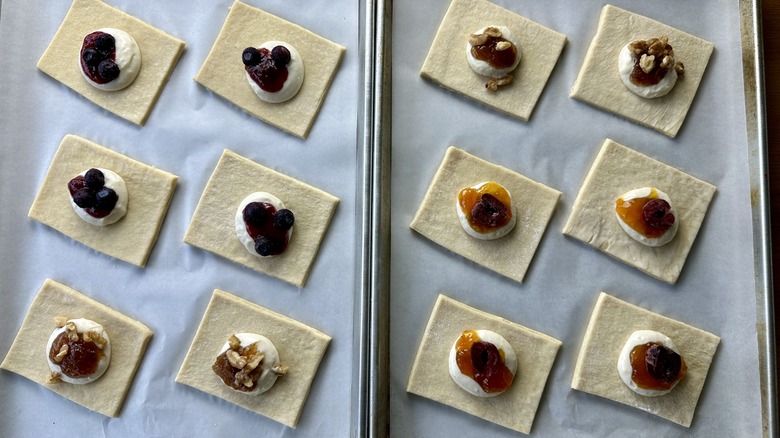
[[82, 330, 107, 348], [272, 364, 289, 376], [226, 350, 247, 369], [639, 54, 656, 74], [484, 26, 502, 38], [675, 62, 685, 76], [54, 316, 67, 328], [495, 41, 512, 51], [486, 75, 514, 91], [54, 344, 69, 364], [45, 371, 62, 384], [628, 36, 682, 77], [64, 321, 79, 342], [228, 334, 241, 350], [468, 33, 488, 46]]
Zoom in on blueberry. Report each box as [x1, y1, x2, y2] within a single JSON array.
[[273, 209, 295, 231], [82, 48, 101, 66], [271, 45, 291, 66], [242, 47, 262, 66], [94, 187, 118, 211], [84, 168, 105, 189], [94, 33, 115, 52], [73, 187, 96, 208], [98, 59, 120, 81], [254, 236, 280, 257], [243, 202, 268, 227]]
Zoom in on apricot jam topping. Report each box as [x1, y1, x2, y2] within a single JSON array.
[[471, 36, 517, 70], [458, 182, 513, 233], [615, 188, 673, 238], [629, 342, 686, 390], [48, 331, 104, 378], [455, 330, 514, 393]]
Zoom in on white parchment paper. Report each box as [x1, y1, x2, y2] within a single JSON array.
[[391, 0, 762, 436], [0, 0, 359, 436]]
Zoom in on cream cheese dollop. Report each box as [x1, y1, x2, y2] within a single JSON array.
[[46, 318, 111, 385], [618, 44, 677, 99], [80, 28, 141, 91], [466, 26, 521, 78], [69, 168, 128, 226], [246, 41, 304, 103], [456, 182, 516, 240], [615, 187, 678, 247], [219, 333, 282, 394], [617, 330, 682, 396], [234, 192, 292, 257], [448, 329, 517, 397]]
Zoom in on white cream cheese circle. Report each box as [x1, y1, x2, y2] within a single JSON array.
[[615, 187, 678, 247], [456, 182, 516, 240], [618, 44, 677, 99], [245, 41, 304, 103], [69, 168, 128, 226], [219, 333, 282, 394], [448, 329, 517, 397], [617, 330, 682, 396], [234, 192, 292, 258], [46, 318, 111, 385], [79, 28, 141, 91], [466, 26, 522, 78]]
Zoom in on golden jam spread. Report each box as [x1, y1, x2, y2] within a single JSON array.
[[615, 188, 666, 238], [458, 182, 513, 233], [471, 37, 517, 70], [48, 331, 104, 378], [454, 330, 514, 393], [629, 342, 687, 390]]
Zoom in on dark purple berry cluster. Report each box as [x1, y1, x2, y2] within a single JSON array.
[[242, 201, 295, 257], [242, 45, 291, 93], [80, 32, 120, 83], [67, 169, 118, 214]]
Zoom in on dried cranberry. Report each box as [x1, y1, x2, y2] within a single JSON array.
[[254, 235, 281, 257], [98, 59, 120, 81], [68, 176, 87, 195], [642, 199, 675, 230], [84, 169, 105, 189], [242, 47, 262, 66], [273, 209, 295, 231], [94, 187, 117, 210], [470, 193, 509, 228], [645, 344, 682, 384], [271, 45, 291, 66], [243, 202, 269, 228], [73, 187, 96, 208]]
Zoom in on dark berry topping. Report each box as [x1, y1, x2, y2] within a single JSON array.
[[94, 33, 115, 53], [470, 341, 501, 373], [642, 198, 675, 230], [84, 168, 105, 189], [645, 344, 683, 384], [82, 48, 101, 66], [243, 202, 269, 227], [254, 235, 281, 257], [273, 209, 295, 231], [98, 59, 120, 81], [94, 187, 118, 211], [68, 176, 87, 195], [242, 47, 262, 66], [470, 193, 509, 228], [271, 45, 291, 66], [245, 47, 289, 93], [73, 187, 96, 208]]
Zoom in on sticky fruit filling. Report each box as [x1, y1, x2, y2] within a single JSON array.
[[48, 329, 105, 379], [630, 342, 687, 390], [243, 45, 291, 93], [242, 201, 294, 256], [454, 330, 514, 393], [80, 32, 119, 84], [458, 182, 513, 233], [615, 189, 675, 238], [67, 168, 118, 218]]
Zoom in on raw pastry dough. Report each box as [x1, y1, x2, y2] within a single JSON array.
[[0, 279, 153, 417], [183, 150, 339, 287], [28, 135, 179, 267], [570, 5, 714, 138], [562, 139, 716, 284], [410, 146, 561, 283], [36, 0, 185, 126], [571, 292, 720, 427], [175, 289, 331, 428], [407, 294, 561, 434], [420, 0, 566, 121], [194, 0, 345, 139]]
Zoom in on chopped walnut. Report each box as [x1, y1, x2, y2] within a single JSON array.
[[82, 330, 107, 348], [628, 36, 681, 76], [468, 33, 488, 46], [45, 371, 62, 384], [675, 61, 685, 76], [228, 334, 241, 350], [495, 41, 512, 51], [484, 27, 501, 38], [64, 321, 79, 342], [226, 350, 247, 369], [639, 54, 656, 74], [54, 316, 67, 328], [272, 364, 289, 376], [486, 75, 513, 91], [54, 344, 69, 363], [245, 351, 265, 371]]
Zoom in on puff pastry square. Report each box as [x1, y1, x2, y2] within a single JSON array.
[[37, 0, 185, 126], [410, 146, 561, 283], [194, 0, 345, 139], [183, 150, 339, 287], [407, 294, 561, 434], [0, 279, 153, 417], [176, 289, 331, 428], [571, 292, 720, 427], [420, 0, 566, 121], [570, 5, 714, 138], [28, 134, 179, 267], [562, 139, 716, 284]]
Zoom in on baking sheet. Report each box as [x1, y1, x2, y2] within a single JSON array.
[[390, 0, 767, 436], [0, 0, 361, 436]]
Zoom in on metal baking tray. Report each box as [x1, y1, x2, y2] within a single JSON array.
[[373, 0, 776, 436]]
